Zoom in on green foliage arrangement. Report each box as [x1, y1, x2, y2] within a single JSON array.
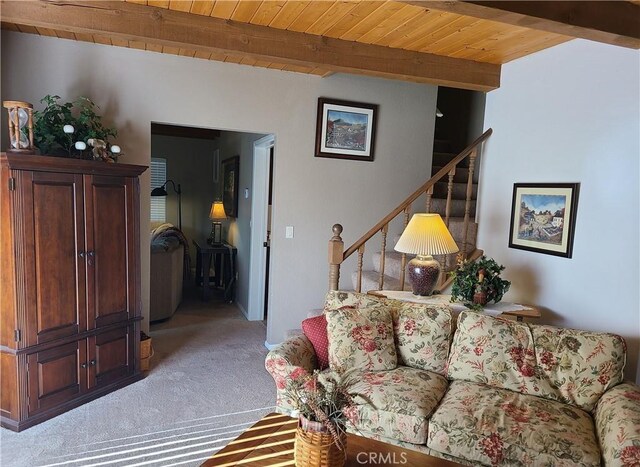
[[451, 256, 511, 309], [33, 95, 118, 158]]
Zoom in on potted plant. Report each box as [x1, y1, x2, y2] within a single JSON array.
[[284, 369, 367, 467], [451, 256, 511, 310], [33, 95, 121, 161]]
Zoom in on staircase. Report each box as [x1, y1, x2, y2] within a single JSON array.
[[329, 129, 492, 294]]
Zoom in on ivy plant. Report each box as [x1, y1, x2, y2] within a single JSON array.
[[33, 95, 117, 157], [450, 256, 511, 308]]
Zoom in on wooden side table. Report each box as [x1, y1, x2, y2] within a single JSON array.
[[369, 290, 540, 322], [193, 239, 237, 302]]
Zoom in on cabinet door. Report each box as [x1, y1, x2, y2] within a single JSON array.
[[84, 175, 137, 328], [20, 171, 87, 346], [26, 341, 86, 416], [87, 326, 134, 390]]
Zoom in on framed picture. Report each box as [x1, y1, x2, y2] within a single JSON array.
[[315, 97, 378, 161], [222, 156, 239, 218], [509, 183, 580, 258]]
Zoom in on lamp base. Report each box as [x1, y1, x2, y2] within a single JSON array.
[[207, 222, 223, 245], [407, 255, 441, 296]]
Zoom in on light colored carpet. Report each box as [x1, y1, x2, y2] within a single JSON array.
[[0, 287, 276, 467]]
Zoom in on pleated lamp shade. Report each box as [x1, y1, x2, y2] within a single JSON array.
[[394, 213, 459, 256]]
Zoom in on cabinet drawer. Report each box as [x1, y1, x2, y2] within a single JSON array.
[[27, 342, 86, 416]]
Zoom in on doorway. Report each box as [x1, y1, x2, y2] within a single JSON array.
[[248, 135, 275, 321]]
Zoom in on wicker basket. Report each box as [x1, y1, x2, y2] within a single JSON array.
[[294, 427, 346, 467], [140, 334, 153, 371]]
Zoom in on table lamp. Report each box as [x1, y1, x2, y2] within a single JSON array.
[[394, 213, 459, 296], [208, 201, 227, 245]]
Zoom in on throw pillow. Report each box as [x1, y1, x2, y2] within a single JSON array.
[[390, 301, 453, 375], [301, 314, 330, 370], [326, 304, 397, 372]]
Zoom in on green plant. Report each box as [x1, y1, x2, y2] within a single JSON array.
[[33, 95, 117, 157], [451, 256, 511, 308]]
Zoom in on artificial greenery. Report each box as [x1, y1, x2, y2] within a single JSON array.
[[33, 95, 117, 157], [451, 256, 511, 308]]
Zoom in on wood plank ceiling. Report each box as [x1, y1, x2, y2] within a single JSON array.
[[2, 0, 572, 85], [4, 1, 638, 90]]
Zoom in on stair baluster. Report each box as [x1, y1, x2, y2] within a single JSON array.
[[356, 245, 365, 293], [378, 224, 388, 290], [399, 207, 411, 291], [328, 224, 344, 291], [443, 167, 456, 272], [425, 185, 434, 212], [462, 149, 477, 259]]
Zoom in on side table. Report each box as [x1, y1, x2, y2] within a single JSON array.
[[369, 290, 540, 322], [193, 239, 237, 302]]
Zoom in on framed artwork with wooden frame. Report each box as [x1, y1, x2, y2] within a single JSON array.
[[509, 183, 580, 258], [315, 97, 378, 161], [222, 156, 239, 218]]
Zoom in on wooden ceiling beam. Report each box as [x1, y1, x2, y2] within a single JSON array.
[[403, 1, 640, 49], [0, 0, 500, 91]]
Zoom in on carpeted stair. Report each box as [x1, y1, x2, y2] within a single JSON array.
[[351, 142, 479, 292]]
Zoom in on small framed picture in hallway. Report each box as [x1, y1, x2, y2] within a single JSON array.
[[509, 183, 580, 258], [222, 156, 239, 218], [315, 97, 377, 161]]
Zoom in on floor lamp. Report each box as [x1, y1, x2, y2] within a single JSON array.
[[151, 180, 182, 230]]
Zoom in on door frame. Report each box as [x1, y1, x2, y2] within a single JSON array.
[[247, 134, 275, 321]]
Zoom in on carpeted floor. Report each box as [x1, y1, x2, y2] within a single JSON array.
[[0, 287, 276, 467]]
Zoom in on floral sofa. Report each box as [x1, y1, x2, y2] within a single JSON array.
[[265, 291, 640, 466]]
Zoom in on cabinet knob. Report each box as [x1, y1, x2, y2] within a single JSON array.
[[81, 362, 88, 369], [87, 251, 95, 257], [89, 359, 96, 366], [78, 251, 85, 258]]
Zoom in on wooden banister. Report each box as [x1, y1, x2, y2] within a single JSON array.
[[342, 128, 492, 261]]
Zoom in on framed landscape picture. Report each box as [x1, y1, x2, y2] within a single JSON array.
[[509, 183, 580, 258], [315, 98, 378, 161], [222, 156, 239, 218]]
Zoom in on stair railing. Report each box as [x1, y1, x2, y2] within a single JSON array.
[[328, 128, 492, 292]]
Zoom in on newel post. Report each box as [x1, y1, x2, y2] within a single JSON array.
[[328, 224, 344, 291]]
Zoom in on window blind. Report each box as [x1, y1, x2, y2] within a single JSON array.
[[150, 158, 166, 222]]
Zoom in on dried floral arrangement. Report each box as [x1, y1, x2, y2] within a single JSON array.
[[284, 369, 368, 450]]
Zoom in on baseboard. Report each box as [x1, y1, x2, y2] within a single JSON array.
[[264, 340, 280, 351], [237, 301, 249, 319]]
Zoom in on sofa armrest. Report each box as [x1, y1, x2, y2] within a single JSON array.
[[594, 382, 640, 466], [265, 335, 318, 414]]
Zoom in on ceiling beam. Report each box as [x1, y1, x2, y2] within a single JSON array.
[[403, 1, 640, 49], [0, 0, 500, 91]]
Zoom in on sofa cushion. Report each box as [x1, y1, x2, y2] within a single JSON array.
[[428, 380, 601, 466], [301, 314, 329, 370], [353, 366, 449, 445], [447, 311, 626, 411], [391, 302, 453, 375], [324, 290, 385, 311], [326, 303, 397, 372]]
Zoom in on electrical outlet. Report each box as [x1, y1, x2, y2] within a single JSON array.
[[285, 226, 294, 238]]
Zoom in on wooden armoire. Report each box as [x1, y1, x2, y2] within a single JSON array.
[[0, 153, 146, 431]]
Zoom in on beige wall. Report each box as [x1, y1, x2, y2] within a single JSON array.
[[478, 39, 640, 382], [215, 131, 267, 316], [1, 31, 436, 340]]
